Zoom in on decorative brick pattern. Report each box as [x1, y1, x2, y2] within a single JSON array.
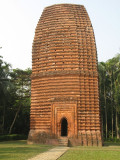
[[28, 4, 102, 146]]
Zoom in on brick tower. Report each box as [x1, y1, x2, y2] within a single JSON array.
[[28, 4, 102, 146]]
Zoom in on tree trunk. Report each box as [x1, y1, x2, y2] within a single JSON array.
[[116, 109, 119, 139], [101, 116, 104, 139], [1, 101, 5, 134], [112, 110, 114, 139], [8, 104, 21, 134], [110, 75, 114, 139], [104, 82, 107, 139]]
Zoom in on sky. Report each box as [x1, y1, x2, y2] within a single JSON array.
[[0, 0, 120, 69]]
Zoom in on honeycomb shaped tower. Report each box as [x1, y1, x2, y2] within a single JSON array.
[[28, 4, 102, 146]]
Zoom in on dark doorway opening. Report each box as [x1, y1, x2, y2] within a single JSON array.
[[61, 118, 68, 136]]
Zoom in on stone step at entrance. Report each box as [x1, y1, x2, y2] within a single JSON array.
[[58, 137, 68, 146]]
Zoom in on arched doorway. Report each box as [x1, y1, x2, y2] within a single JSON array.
[[61, 118, 68, 136]]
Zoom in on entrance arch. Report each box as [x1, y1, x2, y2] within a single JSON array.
[[61, 118, 68, 136]]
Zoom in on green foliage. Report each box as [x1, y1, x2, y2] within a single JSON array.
[[8, 68, 31, 134], [98, 54, 120, 139], [0, 56, 12, 134], [0, 134, 27, 141], [0, 55, 31, 135]]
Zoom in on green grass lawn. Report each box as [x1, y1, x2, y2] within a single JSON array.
[[1, 141, 120, 160], [59, 142, 120, 160], [0, 140, 53, 160]]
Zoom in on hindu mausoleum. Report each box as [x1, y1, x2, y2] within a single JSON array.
[[28, 4, 102, 146]]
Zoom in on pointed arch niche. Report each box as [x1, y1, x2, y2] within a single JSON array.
[[61, 117, 68, 136], [51, 102, 77, 138]]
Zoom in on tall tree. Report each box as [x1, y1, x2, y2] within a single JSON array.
[[8, 68, 31, 134], [99, 54, 120, 140], [98, 62, 109, 139], [0, 56, 12, 134]]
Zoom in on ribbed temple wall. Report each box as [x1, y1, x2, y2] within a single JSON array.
[[30, 75, 80, 129], [28, 4, 102, 146]]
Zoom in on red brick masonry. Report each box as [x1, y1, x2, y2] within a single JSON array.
[[28, 4, 102, 146]]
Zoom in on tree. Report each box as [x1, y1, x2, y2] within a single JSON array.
[[8, 68, 31, 134], [98, 62, 110, 139], [99, 54, 120, 140], [112, 54, 120, 139], [0, 56, 12, 134], [0, 55, 31, 135]]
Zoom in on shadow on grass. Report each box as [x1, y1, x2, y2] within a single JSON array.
[[103, 142, 120, 146], [0, 140, 53, 160], [0, 146, 50, 153]]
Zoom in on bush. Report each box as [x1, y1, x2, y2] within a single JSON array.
[[0, 134, 27, 141], [104, 137, 120, 144]]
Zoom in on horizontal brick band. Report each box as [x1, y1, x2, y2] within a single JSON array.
[[31, 70, 98, 79]]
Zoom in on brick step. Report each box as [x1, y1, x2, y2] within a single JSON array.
[[58, 137, 68, 146]]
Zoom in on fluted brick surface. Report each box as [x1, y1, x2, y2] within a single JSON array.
[[28, 4, 102, 146]]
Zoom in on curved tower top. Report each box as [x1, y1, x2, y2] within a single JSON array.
[[32, 4, 97, 76]]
